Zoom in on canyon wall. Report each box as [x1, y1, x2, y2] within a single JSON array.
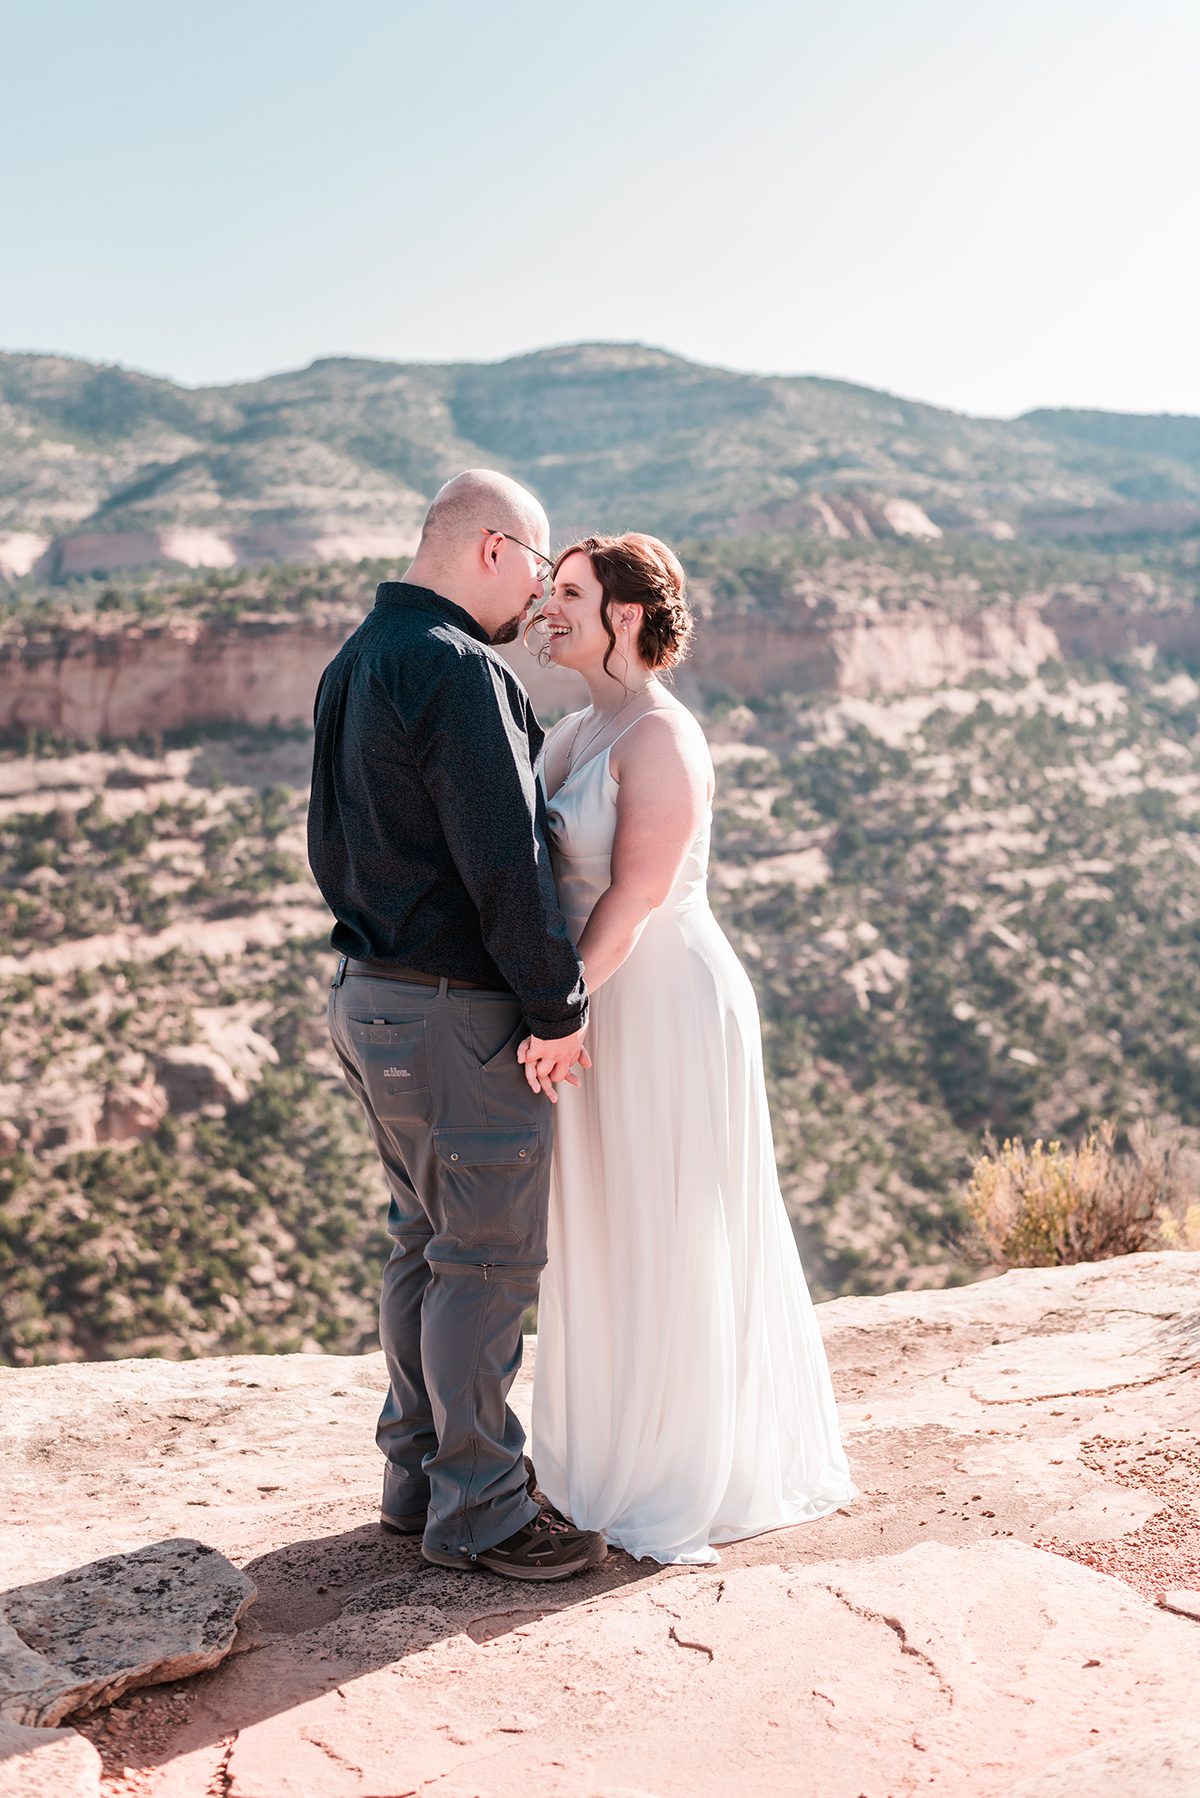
[[0, 618, 357, 741], [1, 600, 1198, 742], [686, 601, 1064, 698]]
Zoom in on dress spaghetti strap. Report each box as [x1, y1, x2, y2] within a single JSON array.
[[606, 713, 651, 755]]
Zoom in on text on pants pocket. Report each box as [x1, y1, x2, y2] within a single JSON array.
[[348, 1016, 431, 1123]]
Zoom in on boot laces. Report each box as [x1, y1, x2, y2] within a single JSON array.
[[531, 1506, 572, 1537]]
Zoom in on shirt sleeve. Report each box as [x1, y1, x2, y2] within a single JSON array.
[[390, 644, 589, 1040]]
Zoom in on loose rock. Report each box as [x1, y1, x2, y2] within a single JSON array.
[[0, 1539, 255, 1727]]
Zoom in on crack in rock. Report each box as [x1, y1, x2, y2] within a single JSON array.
[[213, 1730, 237, 1797], [971, 1360, 1200, 1406], [822, 1587, 955, 1704], [669, 1626, 715, 1662]]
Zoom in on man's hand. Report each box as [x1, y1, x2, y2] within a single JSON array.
[[517, 1029, 592, 1102]]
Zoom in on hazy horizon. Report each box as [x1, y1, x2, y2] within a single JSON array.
[[4, 0, 1198, 419]]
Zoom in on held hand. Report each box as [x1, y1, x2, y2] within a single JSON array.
[[548, 1043, 592, 1090], [517, 1035, 558, 1101], [518, 1033, 591, 1103]]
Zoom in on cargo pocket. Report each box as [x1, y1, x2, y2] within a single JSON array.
[[434, 1126, 542, 1252], [348, 1017, 431, 1123]]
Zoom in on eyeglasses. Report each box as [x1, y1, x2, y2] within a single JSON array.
[[481, 526, 554, 583]]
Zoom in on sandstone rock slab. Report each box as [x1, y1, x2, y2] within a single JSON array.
[[217, 1538, 1199, 1798], [0, 1720, 101, 1798], [1005, 1724, 1200, 1797], [944, 1324, 1177, 1403], [0, 1253, 1197, 1796], [0, 1539, 255, 1727]]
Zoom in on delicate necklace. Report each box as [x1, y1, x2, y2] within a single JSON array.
[[565, 679, 657, 781]]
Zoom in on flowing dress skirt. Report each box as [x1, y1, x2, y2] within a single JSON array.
[[531, 896, 858, 1565]]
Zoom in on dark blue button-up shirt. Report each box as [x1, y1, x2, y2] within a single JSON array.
[[307, 582, 587, 1040]]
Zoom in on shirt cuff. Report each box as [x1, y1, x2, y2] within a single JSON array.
[[521, 997, 589, 1041]]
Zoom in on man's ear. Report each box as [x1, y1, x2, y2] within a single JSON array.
[[480, 530, 502, 575]]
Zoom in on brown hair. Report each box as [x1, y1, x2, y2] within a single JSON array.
[[551, 533, 693, 679]]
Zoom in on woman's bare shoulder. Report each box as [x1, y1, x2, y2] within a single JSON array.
[[612, 697, 712, 786]]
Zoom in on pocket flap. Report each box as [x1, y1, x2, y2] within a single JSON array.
[[349, 1018, 425, 1047], [434, 1127, 540, 1168]]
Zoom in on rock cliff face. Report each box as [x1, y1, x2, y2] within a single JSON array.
[[0, 618, 360, 742], [689, 600, 1064, 698], [0, 1252, 1197, 1797], [4, 599, 1199, 741]]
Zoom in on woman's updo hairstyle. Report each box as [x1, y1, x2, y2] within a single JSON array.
[[552, 532, 693, 679]]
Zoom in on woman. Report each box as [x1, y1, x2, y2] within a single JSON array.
[[524, 533, 857, 1565]]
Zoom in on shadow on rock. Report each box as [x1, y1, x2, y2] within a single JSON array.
[[110, 1521, 658, 1774], [1156, 1308, 1200, 1360]]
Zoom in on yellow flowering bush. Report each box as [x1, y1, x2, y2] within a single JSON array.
[[1158, 1203, 1200, 1251], [965, 1122, 1190, 1268]]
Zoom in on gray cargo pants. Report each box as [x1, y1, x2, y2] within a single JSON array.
[[329, 967, 550, 1556]]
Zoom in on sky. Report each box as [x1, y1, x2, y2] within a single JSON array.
[[3, 0, 1198, 419]]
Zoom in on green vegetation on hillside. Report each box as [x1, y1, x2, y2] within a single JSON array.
[[710, 662, 1200, 1291], [4, 343, 1200, 553], [0, 783, 306, 952], [2, 649, 1199, 1362], [2, 531, 1196, 651], [0, 941, 380, 1363], [0, 561, 401, 643]]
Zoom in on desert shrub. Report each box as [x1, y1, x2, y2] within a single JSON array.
[[1158, 1203, 1200, 1250], [964, 1122, 1185, 1267]]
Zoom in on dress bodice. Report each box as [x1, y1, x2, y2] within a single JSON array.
[[541, 737, 712, 940]]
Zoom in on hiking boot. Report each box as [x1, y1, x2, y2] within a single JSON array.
[[379, 1509, 426, 1536], [382, 1456, 542, 1537], [422, 1508, 607, 1582]]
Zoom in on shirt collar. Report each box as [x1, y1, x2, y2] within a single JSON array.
[[374, 581, 491, 646]]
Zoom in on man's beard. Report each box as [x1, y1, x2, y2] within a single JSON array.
[[490, 614, 523, 646]]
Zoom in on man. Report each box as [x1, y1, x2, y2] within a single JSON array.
[[308, 469, 604, 1582]]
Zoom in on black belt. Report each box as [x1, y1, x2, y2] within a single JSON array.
[[339, 957, 511, 994]]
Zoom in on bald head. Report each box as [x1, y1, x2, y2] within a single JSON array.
[[419, 469, 547, 558], [403, 468, 551, 644]]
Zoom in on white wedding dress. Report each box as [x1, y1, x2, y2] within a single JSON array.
[[531, 716, 858, 1564]]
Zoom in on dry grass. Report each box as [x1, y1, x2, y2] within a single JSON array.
[[1158, 1202, 1200, 1251], [965, 1122, 1194, 1268]]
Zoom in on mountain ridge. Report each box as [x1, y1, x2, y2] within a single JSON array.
[[3, 342, 1199, 579]]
